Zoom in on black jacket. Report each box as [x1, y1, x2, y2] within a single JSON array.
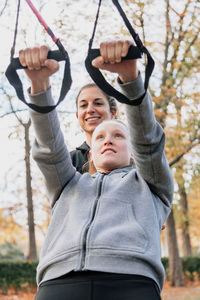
[[70, 142, 90, 173]]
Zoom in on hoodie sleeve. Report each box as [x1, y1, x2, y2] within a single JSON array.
[[118, 74, 174, 209], [28, 88, 76, 208]]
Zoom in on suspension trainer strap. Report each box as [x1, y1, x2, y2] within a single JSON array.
[[85, 0, 155, 105], [5, 0, 72, 113]]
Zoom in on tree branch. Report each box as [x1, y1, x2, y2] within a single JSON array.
[[168, 0, 195, 82], [0, 109, 27, 118], [169, 0, 191, 18], [0, 0, 8, 16], [9, 100, 24, 126], [169, 137, 200, 167]]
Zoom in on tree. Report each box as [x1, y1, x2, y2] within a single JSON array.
[[155, 0, 200, 286], [175, 163, 192, 256], [24, 118, 37, 260], [0, 92, 37, 260], [187, 167, 200, 252]]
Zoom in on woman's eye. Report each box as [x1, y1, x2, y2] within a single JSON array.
[[79, 104, 87, 108], [95, 102, 103, 106]]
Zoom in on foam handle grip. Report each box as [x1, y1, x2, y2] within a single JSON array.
[[88, 45, 142, 61], [8, 50, 65, 70]]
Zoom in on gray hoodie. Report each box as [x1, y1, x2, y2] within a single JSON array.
[[29, 74, 174, 291]]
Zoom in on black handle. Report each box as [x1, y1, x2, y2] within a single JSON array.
[[8, 50, 66, 70], [89, 45, 142, 61], [85, 45, 145, 106], [5, 49, 72, 113]]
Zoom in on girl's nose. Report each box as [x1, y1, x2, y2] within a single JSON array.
[[104, 135, 113, 145]]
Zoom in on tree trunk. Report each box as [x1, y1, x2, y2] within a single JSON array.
[[166, 209, 184, 286], [24, 119, 37, 260], [179, 184, 192, 257], [181, 229, 192, 257]]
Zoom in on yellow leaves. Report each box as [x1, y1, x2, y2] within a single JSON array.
[[0, 208, 26, 245], [165, 79, 172, 86], [120, 29, 130, 37], [187, 174, 200, 246], [154, 108, 166, 120]]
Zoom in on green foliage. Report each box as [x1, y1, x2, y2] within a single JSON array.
[[0, 260, 37, 292], [162, 256, 200, 281], [0, 257, 200, 292], [182, 256, 200, 281], [0, 243, 24, 261], [161, 257, 169, 270]]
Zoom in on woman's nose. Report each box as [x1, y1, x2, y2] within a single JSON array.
[[87, 103, 95, 113]]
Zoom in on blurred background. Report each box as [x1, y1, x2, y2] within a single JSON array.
[[0, 0, 199, 295]]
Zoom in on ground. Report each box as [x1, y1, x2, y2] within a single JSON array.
[[162, 281, 200, 300], [0, 281, 200, 300]]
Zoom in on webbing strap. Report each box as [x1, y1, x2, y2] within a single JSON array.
[[85, 0, 155, 105], [5, 0, 72, 114]]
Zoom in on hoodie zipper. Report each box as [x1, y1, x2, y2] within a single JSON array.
[[80, 173, 104, 269]]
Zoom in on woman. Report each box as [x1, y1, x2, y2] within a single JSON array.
[[20, 40, 173, 299]]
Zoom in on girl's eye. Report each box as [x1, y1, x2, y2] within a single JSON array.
[[95, 102, 103, 106], [96, 135, 104, 140], [115, 133, 123, 138]]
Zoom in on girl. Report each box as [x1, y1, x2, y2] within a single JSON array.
[[21, 41, 173, 299]]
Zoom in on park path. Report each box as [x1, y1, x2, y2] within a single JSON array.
[[1, 282, 200, 299]]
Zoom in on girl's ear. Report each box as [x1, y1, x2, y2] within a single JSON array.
[[88, 151, 96, 175], [130, 153, 135, 166]]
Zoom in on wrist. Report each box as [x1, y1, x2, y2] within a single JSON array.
[[118, 69, 138, 83], [31, 78, 50, 94]]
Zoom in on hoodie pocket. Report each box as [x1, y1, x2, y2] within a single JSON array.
[[88, 199, 148, 254]]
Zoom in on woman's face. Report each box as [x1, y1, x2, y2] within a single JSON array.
[[76, 86, 116, 141], [90, 121, 132, 174]]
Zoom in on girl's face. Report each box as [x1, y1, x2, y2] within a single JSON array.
[[90, 121, 132, 174], [76, 86, 116, 142]]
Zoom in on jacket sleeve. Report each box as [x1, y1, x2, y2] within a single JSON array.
[[28, 88, 76, 208], [118, 74, 174, 209]]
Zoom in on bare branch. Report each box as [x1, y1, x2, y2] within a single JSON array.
[[0, 0, 8, 16], [169, 0, 191, 18], [162, 0, 172, 84], [0, 109, 27, 118], [169, 137, 200, 167], [168, 0, 196, 81], [9, 100, 24, 126]]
